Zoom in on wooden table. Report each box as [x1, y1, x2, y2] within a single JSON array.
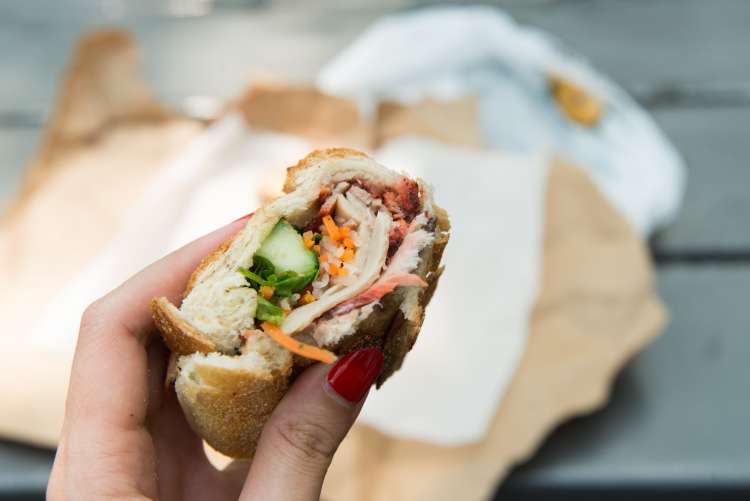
[[1, 1, 748, 499]]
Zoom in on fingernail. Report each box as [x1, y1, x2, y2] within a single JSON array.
[[326, 348, 384, 403], [232, 211, 255, 223]]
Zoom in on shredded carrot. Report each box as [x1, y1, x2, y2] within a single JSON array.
[[342, 237, 356, 249], [322, 215, 341, 242], [259, 322, 337, 364], [329, 263, 341, 276], [340, 248, 355, 262], [260, 285, 275, 299], [301, 291, 316, 304], [303, 238, 314, 249], [319, 254, 328, 263], [339, 226, 351, 238], [312, 244, 321, 254], [338, 267, 349, 277]]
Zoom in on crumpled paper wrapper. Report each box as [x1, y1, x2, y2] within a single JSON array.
[[0, 31, 666, 500], [322, 159, 665, 500]]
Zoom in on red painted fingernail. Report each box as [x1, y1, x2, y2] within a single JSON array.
[[232, 211, 255, 223], [326, 348, 384, 403]]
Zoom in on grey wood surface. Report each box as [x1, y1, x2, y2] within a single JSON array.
[[501, 266, 750, 491], [1, 0, 748, 250], [505, 0, 750, 94], [652, 108, 750, 251], [0, 1, 747, 499], [0, 442, 51, 497]]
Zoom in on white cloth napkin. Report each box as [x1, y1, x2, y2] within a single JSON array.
[[31, 115, 547, 445], [318, 5, 685, 236]]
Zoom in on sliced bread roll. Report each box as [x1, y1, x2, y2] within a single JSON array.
[[151, 148, 450, 458]]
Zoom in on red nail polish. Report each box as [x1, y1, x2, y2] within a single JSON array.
[[232, 211, 255, 223], [326, 348, 384, 403]]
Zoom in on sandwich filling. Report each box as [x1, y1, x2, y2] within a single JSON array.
[[177, 158, 438, 362]]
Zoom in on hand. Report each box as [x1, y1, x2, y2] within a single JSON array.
[[47, 216, 384, 501]]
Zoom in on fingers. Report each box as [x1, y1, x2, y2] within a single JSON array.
[[240, 348, 383, 501], [55, 216, 251, 499], [98, 216, 252, 341], [66, 216, 248, 431]]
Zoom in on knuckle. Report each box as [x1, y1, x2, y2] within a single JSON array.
[[272, 416, 340, 465], [80, 298, 108, 332], [81, 297, 107, 322], [78, 295, 120, 345]]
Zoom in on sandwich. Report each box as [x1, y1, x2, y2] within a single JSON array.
[[151, 148, 450, 458]]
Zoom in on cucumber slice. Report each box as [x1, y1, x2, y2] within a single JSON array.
[[255, 219, 318, 276]]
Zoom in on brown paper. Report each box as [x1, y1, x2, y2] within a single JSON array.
[[233, 83, 370, 149], [0, 31, 200, 445], [375, 97, 482, 148], [322, 161, 666, 500], [6, 30, 175, 218], [0, 30, 665, 500]]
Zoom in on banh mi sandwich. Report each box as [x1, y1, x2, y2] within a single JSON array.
[[151, 148, 450, 458]]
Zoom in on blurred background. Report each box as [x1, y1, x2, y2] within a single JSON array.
[[1, 1, 749, 500]]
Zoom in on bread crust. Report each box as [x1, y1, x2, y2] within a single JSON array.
[[184, 231, 240, 298], [379, 204, 450, 385], [151, 148, 449, 458], [283, 147, 368, 193], [175, 360, 292, 459], [151, 297, 216, 355]]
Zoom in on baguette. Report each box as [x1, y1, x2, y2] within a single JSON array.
[[151, 148, 449, 458]]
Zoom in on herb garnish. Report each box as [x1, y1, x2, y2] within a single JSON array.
[[255, 296, 285, 325], [238, 256, 318, 298]]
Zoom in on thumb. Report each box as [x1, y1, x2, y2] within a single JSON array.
[[239, 348, 384, 501]]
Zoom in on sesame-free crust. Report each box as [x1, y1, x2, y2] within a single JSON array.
[[150, 148, 450, 458]]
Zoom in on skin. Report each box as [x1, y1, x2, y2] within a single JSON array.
[[47, 218, 367, 501]]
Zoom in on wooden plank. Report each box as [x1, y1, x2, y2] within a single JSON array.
[[0, 2, 386, 112], [651, 107, 750, 250], [0, 440, 51, 497], [500, 266, 750, 493], [505, 0, 750, 250], [503, 0, 750, 99], [2, 0, 750, 113], [2, 1, 748, 250]]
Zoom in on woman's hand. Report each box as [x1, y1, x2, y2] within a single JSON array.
[[47, 216, 383, 501]]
